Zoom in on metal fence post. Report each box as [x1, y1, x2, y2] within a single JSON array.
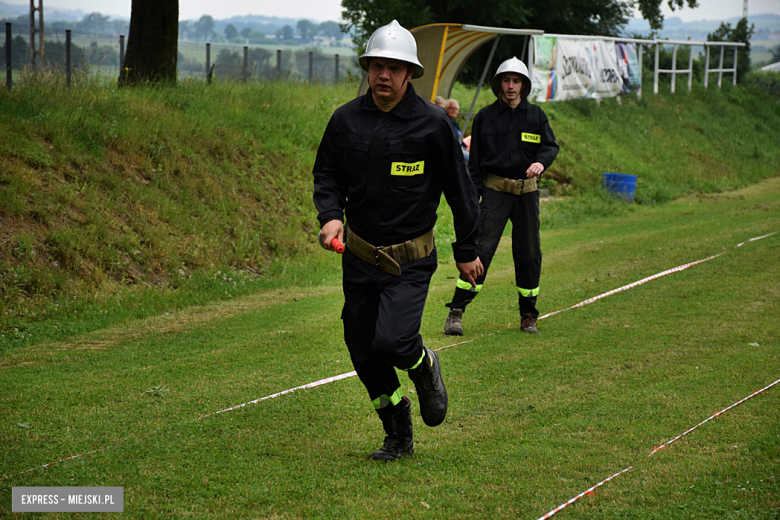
[[334, 53, 339, 83], [732, 46, 738, 85], [637, 43, 642, 99], [276, 49, 281, 79], [670, 44, 677, 93], [29, 0, 43, 69], [243, 46, 248, 83], [119, 34, 124, 71], [206, 43, 211, 83], [687, 45, 694, 91], [5, 22, 11, 90], [653, 42, 659, 94], [308, 51, 313, 83], [717, 46, 724, 87], [704, 45, 710, 88], [66, 29, 71, 87]]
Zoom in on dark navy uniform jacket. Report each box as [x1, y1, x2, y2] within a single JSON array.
[[469, 98, 559, 195], [313, 83, 480, 263]]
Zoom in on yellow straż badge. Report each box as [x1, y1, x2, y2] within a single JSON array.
[[391, 161, 425, 176], [521, 133, 541, 143]]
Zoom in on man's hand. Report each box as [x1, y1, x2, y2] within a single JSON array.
[[456, 257, 484, 288], [526, 162, 544, 178], [320, 220, 344, 252]]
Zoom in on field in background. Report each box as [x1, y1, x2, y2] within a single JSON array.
[[1, 75, 779, 349], [1, 177, 778, 518]]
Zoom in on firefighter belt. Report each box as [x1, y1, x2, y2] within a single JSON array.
[[344, 225, 434, 276], [484, 173, 538, 195]]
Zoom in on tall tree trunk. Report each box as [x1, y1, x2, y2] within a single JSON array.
[[118, 0, 178, 86]]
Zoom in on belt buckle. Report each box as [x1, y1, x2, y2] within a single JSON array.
[[373, 245, 385, 267]]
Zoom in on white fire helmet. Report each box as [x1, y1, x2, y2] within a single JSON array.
[[491, 56, 532, 100], [359, 20, 424, 79]]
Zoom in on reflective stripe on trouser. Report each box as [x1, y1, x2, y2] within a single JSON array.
[[448, 187, 541, 319], [372, 387, 404, 409], [342, 247, 438, 406]]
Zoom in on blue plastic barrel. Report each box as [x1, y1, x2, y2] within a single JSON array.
[[602, 172, 637, 202]]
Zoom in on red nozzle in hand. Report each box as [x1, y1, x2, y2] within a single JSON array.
[[319, 231, 345, 253], [331, 237, 345, 254]]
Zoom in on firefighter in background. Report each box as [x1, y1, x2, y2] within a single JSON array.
[[443, 57, 559, 336], [313, 20, 483, 460]]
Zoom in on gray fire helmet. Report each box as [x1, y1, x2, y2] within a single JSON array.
[[359, 20, 424, 79], [491, 56, 531, 99]]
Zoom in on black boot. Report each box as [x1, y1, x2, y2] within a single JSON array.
[[407, 348, 448, 427], [368, 396, 414, 461]]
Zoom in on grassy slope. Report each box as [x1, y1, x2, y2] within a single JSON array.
[[0, 176, 777, 519], [0, 76, 779, 348]]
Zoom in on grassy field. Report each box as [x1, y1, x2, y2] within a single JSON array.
[[1, 76, 779, 360], [1, 174, 778, 518], [1, 63, 779, 516]]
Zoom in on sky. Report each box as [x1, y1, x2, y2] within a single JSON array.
[[9, 0, 780, 23]]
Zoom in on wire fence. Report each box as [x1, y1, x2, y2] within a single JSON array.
[[2, 24, 361, 88]]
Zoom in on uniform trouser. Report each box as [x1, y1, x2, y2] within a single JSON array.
[[341, 247, 438, 408], [448, 187, 542, 319]]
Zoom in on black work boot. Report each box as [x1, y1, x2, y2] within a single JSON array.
[[368, 396, 414, 461], [407, 348, 448, 427], [443, 308, 464, 336]]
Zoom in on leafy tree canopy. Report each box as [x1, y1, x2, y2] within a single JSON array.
[[706, 17, 754, 80], [341, 0, 700, 51], [770, 44, 780, 65], [192, 15, 215, 41], [297, 19, 318, 41], [224, 23, 239, 40], [319, 21, 344, 40]]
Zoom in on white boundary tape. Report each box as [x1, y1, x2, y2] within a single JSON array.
[[535, 376, 780, 520], [537, 466, 634, 520], [538, 253, 722, 320], [3, 231, 776, 487], [649, 377, 780, 456], [1, 449, 105, 483], [736, 231, 776, 247], [199, 371, 357, 419]]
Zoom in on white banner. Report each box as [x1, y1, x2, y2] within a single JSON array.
[[531, 36, 640, 103]]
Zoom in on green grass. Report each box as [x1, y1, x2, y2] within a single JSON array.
[[1, 176, 778, 518], [1, 75, 779, 352]]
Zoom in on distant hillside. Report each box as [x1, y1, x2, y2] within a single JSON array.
[[207, 15, 325, 38], [0, 3, 332, 39], [624, 12, 780, 42], [0, 1, 120, 22]]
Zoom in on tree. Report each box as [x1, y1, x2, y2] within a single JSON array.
[[178, 20, 190, 40], [319, 21, 343, 40], [113, 19, 129, 35], [246, 30, 267, 44], [278, 25, 294, 42], [770, 44, 780, 65], [341, 0, 700, 52], [240, 27, 252, 39], [224, 23, 238, 41], [118, 0, 178, 86], [78, 12, 111, 34], [192, 15, 215, 41], [707, 17, 753, 81], [296, 19, 317, 42]]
